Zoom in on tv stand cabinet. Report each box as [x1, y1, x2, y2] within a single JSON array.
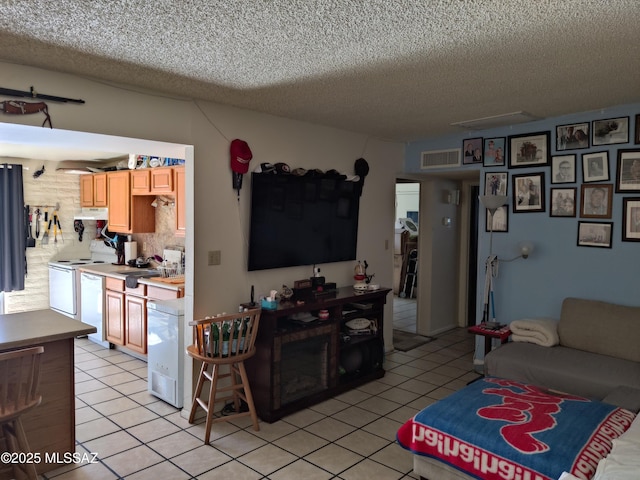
[[245, 286, 391, 423]]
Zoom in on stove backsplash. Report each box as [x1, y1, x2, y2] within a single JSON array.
[[129, 196, 185, 260]]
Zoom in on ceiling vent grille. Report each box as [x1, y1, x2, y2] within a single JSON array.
[[421, 148, 460, 169]]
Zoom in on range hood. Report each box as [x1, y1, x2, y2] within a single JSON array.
[[73, 207, 109, 220]]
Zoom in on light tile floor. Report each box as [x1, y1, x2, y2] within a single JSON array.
[[41, 325, 478, 480], [392, 296, 417, 333]]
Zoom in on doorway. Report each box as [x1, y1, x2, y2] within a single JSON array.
[[393, 180, 419, 333]]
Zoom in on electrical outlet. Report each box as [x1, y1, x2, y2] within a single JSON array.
[[208, 250, 221, 266]]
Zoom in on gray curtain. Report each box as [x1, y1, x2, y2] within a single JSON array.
[[0, 164, 26, 292]]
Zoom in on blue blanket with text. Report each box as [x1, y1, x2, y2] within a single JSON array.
[[397, 377, 635, 480]]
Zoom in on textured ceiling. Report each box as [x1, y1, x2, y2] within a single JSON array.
[[0, 1, 639, 142]]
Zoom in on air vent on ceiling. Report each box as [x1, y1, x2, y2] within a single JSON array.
[[421, 148, 460, 169]]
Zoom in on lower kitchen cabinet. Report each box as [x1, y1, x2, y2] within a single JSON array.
[[105, 276, 183, 355]]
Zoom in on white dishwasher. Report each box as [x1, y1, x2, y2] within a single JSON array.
[[147, 297, 185, 408], [80, 271, 109, 348]]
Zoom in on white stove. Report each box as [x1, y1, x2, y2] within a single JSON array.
[[49, 240, 118, 319]]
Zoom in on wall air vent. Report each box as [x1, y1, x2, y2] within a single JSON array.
[[421, 148, 460, 169]]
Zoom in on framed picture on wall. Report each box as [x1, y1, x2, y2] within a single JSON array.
[[580, 184, 613, 218], [551, 154, 576, 184], [577, 221, 613, 248], [462, 137, 483, 164], [512, 172, 545, 212], [483, 137, 506, 166], [508, 131, 550, 168], [622, 197, 640, 241], [592, 116, 629, 146], [550, 188, 576, 217], [556, 122, 589, 151], [582, 151, 609, 183], [484, 172, 508, 196], [486, 206, 508, 233], [615, 148, 640, 192]]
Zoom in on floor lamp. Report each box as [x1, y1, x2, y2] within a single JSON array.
[[478, 194, 508, 324]]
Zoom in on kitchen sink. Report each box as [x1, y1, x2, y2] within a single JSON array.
[[124, 269, 162, 278]]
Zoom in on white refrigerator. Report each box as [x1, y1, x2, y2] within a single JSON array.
[[147, 297, 185, 408]]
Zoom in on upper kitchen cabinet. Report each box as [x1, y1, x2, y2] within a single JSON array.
[[174, 166, 186, 236], [107, 170, 155, 233], [130, 167, 174, 195], [80, 173, 107, 207]]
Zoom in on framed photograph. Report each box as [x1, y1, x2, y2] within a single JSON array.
[[462, 137, 483, 164], [550, 188, 576, 217], [616, 148, 640, 193], [622, 197, 640, 241], [580, 184, 613, 218], [577, 221, 613, 248], [635, 114, 640, 144], [556, 122, 589, 151], [486, 206, 508, 232], [551, 155, 576, 184], [483, 137, 506, 166], [484, 172, 508, 196], [508, 131, 550, 168], [592, 116, 629, 146], [581, 151, 609, 183], [512, 172, 545, 213]]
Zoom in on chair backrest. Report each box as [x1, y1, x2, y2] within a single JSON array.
[[189, 308, 261, 361], [0, 346, 44, 420]]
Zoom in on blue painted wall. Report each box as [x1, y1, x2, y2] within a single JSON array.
[[405, 103, 640, 332]]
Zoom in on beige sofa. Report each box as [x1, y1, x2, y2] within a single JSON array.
[[484, 297, 640, 412]]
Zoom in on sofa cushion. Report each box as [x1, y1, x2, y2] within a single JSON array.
[[558, 297, 640, 362], [484, 342, 640, 400]]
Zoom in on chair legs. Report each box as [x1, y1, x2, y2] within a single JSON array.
[[1, 418, 39, 480], [188, 360, 259, 445]]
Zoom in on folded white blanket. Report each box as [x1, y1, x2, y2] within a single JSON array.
[[510, 317, 559, 347]]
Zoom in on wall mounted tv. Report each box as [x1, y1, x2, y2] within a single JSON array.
[[248, 172, 361, 271]]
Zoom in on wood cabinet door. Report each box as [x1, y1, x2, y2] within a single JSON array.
[[105, 290, 125, 345], [80, 175, 94, 206], [130, 170, 151, 195], [93, 173, 108, 207], [107, 171, 131, 233], [174, 166, 186, 236], [150, 167, 174, 194], [125, 295, 147, 354]]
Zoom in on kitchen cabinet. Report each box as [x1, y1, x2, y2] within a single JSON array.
[[150, 167, 174, 194], [107, 170, 155, 233], [80, 173, 107, 207], [130, 169, 151, 195], [105, 278, 125, 345], [105, 276, 183, 355], [174, 166, 186, 236]]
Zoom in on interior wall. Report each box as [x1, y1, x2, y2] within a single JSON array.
[[405, 102, 640, 360], [0, 62, 403, 352], [416, 177, 462, 336]]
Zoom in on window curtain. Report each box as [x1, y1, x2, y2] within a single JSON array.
[[0, 164, 26, 292]]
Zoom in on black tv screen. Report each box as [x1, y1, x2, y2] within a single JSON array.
[[248, 173, 360, 271]]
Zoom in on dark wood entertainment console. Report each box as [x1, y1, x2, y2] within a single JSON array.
[[245, 286, 391, 423]]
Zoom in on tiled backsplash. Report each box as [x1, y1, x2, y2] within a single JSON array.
[[132, 195, 185, 259]]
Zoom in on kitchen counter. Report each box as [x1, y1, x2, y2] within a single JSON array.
[[0, 310, 97, 478], [79, 263, 185, 292]]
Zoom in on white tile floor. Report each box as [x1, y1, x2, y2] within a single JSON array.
[[40, 316, 478, 480], [393, 296, 417, 333]]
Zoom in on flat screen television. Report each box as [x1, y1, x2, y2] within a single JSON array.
[[248, 173, 360, 271]]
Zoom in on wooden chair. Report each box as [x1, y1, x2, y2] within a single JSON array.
[[187, 308, 261, 444], [0, 346, 44, 480]]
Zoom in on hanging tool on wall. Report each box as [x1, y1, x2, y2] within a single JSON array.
[[25, 205, 36, 248], [34, 208, 41, 239], [53, 210, 58, 244], [42, 209, 51, 245], [56, 212, 64, 243], [74, 219, 85, 242]]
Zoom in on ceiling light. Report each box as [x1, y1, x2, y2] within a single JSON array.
[[451, 111, 540, 131]]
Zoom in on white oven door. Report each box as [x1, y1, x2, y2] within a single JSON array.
[[49, 265, 76, 318]]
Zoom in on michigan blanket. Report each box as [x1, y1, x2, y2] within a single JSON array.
[[397, 378, 636, 480]]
